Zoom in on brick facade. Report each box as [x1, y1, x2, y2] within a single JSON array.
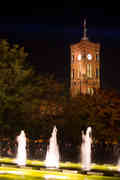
[[70, 39, 100, 96]]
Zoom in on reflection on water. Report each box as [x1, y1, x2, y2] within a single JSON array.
[[0, 174, 120, 180], [0, 167, 120, 180], [44, 174, 68, 179]]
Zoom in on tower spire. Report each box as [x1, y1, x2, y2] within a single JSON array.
[[82, 19, 88, 40]]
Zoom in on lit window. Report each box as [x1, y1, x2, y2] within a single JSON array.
[[78, 66, 81, 79], [71, 54, 74, 62], [88, 87, 94, 95], [87, 64, 92, 78], [71, 69, 74, 79]]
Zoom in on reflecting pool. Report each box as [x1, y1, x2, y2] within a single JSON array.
[[0, 166, 120, 180]]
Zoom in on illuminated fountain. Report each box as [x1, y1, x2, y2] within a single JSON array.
[[16, 130, 27, 166], [117, 157, 120, 171], [0, 126, 120, 179], [81, 127, 92, 171], [45, 126, 59, 168]]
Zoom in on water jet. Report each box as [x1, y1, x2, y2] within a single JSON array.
[[45, 126, 59, 169], [81, 127, 92, 171], [16, 130, 27, 166]]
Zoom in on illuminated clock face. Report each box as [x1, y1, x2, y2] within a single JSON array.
[[87, 54, 92, 60], [78, 54, 82, 61]]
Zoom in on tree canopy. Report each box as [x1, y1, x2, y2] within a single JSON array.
[[63, 89, 120, 144], [0, 40, 66, 138]]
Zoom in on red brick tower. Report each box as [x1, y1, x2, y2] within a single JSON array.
[[70, 20, 100, 96]]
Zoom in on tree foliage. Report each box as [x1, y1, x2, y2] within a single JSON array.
[[63, 89, 120, 144], [0, 40, 66, 138]]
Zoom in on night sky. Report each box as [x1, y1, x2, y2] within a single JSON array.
[[0, 8, 120, 90]]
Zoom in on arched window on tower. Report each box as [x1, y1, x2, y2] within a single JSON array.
[[88, 87, 94, 95], [78, 65, 81, 79], [87, 64, 92, 78], [71, 54, 74, 63], [78, 68, 80, 79], [71, 69, 74, 79]]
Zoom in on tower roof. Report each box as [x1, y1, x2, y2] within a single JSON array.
[[70, 39, 100, 50]]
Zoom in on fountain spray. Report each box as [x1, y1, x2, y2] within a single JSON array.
[[16, 130, 27, 166], [81, 127, 92, 171], [45, 126, 59, 168]]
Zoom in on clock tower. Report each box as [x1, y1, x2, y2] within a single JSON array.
[[70, 20, 100, 96]]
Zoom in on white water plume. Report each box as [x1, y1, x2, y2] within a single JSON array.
[[16, 130, 27, 166], [81, 127, 92, 171], [45, 126, 59, 168]]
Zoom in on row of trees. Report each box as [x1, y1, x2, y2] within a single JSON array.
[[0, 40, 120, 145], [63, 89, 120, 144]]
